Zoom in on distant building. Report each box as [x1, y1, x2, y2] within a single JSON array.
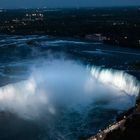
[[25, 13, 44, 21], [85, 34, 107, 42]]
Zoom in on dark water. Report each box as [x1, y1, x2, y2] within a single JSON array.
[[0, 35, 139, 140]]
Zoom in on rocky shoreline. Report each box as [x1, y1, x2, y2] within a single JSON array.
[[88, 91, 140, 140]]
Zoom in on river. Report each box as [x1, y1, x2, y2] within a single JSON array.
[[0, 35, 139, 140]]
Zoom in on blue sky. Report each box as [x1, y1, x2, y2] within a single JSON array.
[[0, 0, 140, 9]]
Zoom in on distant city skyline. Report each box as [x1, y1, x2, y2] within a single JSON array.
[[0, 0, 140, 9]]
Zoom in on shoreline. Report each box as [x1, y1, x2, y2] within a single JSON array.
[[88, 91, 140, 140]]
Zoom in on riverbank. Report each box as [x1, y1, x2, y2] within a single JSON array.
[[88, 91, 140, 140]]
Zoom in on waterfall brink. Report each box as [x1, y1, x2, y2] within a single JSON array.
[[90, 66, 140, 97], [0, 60, 139, 119]]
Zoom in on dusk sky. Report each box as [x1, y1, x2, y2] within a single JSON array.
[[0, 0, 140, 9]]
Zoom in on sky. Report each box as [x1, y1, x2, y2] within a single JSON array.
[[0, 0, 140, 9]]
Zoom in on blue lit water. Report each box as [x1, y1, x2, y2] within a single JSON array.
[[0, 35, 139, 140]]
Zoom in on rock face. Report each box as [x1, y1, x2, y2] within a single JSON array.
[[104, 114, 140, 140]]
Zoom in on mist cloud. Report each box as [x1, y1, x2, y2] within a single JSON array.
[[0, 58, 139, 120]]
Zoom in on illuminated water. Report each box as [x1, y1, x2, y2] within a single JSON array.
[[0, 35, 139, 140]]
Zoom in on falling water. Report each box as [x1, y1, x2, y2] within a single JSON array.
[[0, 60, 139, 119]]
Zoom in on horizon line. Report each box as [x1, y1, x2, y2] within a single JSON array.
[[0, 5, 140, 10]]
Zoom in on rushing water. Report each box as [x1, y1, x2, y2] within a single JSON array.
[[0, 35, 139, 140]]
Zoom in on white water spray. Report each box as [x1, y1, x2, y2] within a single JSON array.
[[0, 59, 139, 119], [90, 67, 140, 96]]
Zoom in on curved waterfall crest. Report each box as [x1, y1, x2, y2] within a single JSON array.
[[0, 61, 139, 119], [89, 66, 140, 97]]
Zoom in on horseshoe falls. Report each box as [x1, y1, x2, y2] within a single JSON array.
[[0, 35, 139, 140]]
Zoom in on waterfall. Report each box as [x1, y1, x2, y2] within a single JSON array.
[[90, 66, 140, 97], [0, 60, 139, 119]]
